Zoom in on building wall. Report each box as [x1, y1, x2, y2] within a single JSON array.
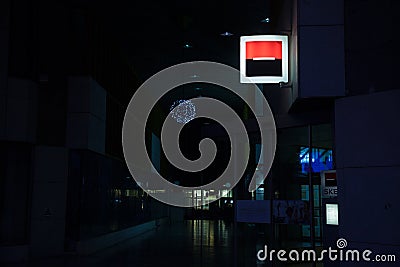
[[297, 0, 345, 98], [344, 0, 400, 95], [66, 76, 106, 154], [30, 147, 69, 257], [0, 1, 170, 262], [335, 89, 400, 266], [332, 1, 400, 265]]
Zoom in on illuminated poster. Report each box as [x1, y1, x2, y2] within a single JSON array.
[[326, 203, 339, 225], [240, 35, 288, 83], [272, 200, 310, 225]]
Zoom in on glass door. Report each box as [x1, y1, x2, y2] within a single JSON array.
[[301, 184, 322, 239]]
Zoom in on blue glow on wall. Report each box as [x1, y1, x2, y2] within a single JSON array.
[[299, 147, 333, 173]]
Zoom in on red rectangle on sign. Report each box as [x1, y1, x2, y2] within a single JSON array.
[[245, 41, 282, 60], [325, 172, 337, 187]]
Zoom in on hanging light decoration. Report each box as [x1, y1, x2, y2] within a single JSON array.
[[170, 99, 196, 124]]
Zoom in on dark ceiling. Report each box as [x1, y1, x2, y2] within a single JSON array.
[[79, 0, 288, 184], [92, 0, 286, 82], [81, 0, 291, 117]]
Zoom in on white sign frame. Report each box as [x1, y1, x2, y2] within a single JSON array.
[[240, 35, 289, 84]]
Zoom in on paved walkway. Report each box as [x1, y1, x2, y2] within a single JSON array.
[[4, 220, 324, 267]]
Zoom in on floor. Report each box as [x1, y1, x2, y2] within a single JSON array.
[[4, 220, 324, 267]]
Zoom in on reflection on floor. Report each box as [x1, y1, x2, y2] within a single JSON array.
[[4, 220, 324, 267]]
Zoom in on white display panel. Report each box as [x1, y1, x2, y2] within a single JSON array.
[[326, 203, 339, 225]]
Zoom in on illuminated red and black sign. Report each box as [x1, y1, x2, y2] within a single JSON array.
[[240, 35, 288, 84], [245, 41, 283, 77]]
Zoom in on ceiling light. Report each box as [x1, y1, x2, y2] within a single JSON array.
[[220, 31, 234, 36], [261, 18, 270, 23], [183, 43, 192, 48]]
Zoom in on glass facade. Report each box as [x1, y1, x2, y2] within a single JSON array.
[[64, 149, 168, 251], [250, 123, 334, 247]]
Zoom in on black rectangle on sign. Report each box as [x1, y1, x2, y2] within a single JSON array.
[[246, 59, 282, 77], [325, 172, 337, 186]]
